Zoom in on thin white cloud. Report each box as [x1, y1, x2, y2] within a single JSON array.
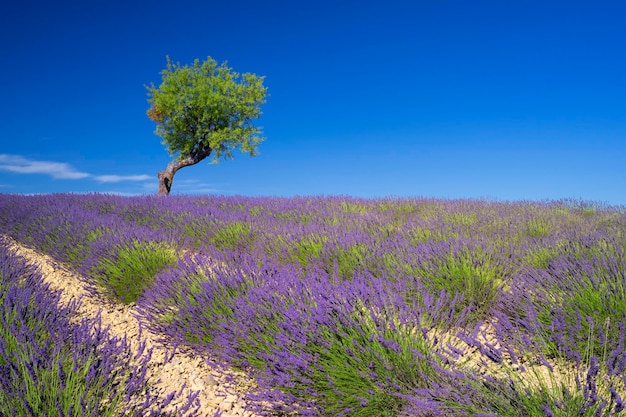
[[167, 188, 221, 195], [94, 174, 152, 183], [0, 154, 90, 179], [173, 179, 222, 194], [0, 154, 153, 186], [99, 191, 147, 196]]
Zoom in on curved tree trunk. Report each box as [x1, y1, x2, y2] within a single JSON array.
[[157, 147, 212, 196], [157, 168, 175, 196]]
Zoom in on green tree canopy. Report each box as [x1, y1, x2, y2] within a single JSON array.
[[146, 56, 268, 195]]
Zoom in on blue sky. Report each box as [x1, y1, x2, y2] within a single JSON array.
[[1, 0, 625, 205]]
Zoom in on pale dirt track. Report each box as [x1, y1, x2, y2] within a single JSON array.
[[4, 237, 261, 417]]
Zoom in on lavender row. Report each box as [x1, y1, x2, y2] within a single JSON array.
[[139, 250, 626, 415], [0, 240, 195, 416]]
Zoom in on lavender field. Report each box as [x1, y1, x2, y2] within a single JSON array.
[[1, 193, 625, 416]]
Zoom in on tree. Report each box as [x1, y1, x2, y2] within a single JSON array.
[[146, 56, 268, 196]]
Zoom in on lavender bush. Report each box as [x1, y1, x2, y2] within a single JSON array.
[[138, 253, 471, 416]]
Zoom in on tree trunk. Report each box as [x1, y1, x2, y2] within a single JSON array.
[[157, 147, 212, 196], [157, 170, 174, 196]]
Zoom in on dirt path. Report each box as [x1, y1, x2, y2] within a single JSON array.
[[5, 237, 260, 417]]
